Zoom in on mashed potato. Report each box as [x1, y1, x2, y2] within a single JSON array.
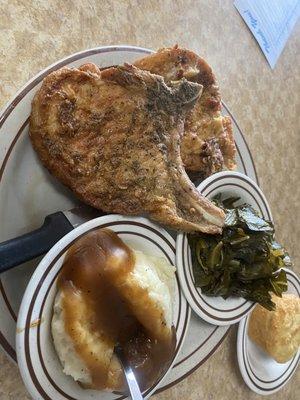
[[51, 247, 175, 389], [52, 291, 92, 386]]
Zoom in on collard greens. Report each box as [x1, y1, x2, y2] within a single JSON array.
[[188, 196, 291, 310]]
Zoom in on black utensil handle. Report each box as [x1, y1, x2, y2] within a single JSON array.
[[0, 212, 74, 273]]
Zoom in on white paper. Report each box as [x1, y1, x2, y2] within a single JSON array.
[[234, 0, 300, 68]]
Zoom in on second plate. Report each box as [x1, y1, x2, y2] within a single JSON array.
[[176, 171, 273, 326]]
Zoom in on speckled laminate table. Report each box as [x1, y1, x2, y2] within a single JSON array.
[[0, 1, 299, 399]]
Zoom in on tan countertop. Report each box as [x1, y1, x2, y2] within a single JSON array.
[[0, 1, 299, 399]]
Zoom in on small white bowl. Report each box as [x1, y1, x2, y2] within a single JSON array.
[[176, 171, 273, 326], [16, 214, 190, 400], [237, 268, 300, 395]]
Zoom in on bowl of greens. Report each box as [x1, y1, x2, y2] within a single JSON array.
[[176, 171, 291, 325]]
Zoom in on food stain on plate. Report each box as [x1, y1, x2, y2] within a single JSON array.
[[16, 317, 44, 333]]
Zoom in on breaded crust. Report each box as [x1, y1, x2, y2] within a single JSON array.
[[30, 63, 225, 233], [135, 46, 236, 179]]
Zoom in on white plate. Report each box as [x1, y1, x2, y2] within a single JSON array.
[[0, 45, 259, 390], [237, 269, 300, 395], [176, 171, 273, 325], [16, 215, 190, 400]]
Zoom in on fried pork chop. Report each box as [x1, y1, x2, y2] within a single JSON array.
[[134, 46, 236, 180], [30, 63, 224, 233]]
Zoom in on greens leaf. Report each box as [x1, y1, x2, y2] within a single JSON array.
[[237, 205, 273, 232], [188, 196, 291, 310]]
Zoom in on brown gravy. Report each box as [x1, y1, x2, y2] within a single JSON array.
[[57, 228, 175, 391]]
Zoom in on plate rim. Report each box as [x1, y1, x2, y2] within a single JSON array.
[[237, 268, 300, 395], [0, 45, 151, 128]]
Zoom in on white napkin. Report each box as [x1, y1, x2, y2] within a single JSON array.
[[234, 0, 300, 68]]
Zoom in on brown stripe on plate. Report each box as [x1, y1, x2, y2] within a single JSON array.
[[0, 119, 30, 330], [0, 47, 151, 129], [0, 279, 17, 322], [0, 118, 30, 181], [199, 174, 271, 221], [156, 326, 231, 393], [235, 141, 248, 176], [221, 101, 259, 185], [287, 275, 300, 297], [0, 330, 16, 361], [204, 183, 265, 218], [242, 316, 299, 391], [174, 325, 219, 367]]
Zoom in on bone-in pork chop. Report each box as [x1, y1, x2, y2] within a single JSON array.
[[134, 46, 236, 180], [30, 63, 224, 233]]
